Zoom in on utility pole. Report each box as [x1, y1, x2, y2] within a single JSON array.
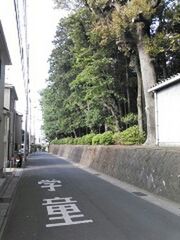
[[14, 0, 29, 161], [24, 82, 28, 161], [29, 97, 32, 153], [23, 0, 29, 161]]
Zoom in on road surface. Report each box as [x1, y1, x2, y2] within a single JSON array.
[[2, 152, 180, 240]]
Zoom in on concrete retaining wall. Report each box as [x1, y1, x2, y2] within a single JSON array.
[[49, 145, 180, 203]]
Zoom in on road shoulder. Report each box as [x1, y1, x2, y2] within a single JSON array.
[[55, 154, 180, 217]]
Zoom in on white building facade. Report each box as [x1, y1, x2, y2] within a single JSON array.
[[149, 73, 180, 146]]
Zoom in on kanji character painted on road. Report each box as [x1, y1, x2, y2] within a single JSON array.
[[42, 197, 93, 227], [38, 179, 62, 191]]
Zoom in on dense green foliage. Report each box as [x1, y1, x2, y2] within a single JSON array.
[[121, 113, 138, 127], [91, 134, 102, 145], [113, 126, 146, 145], [41, 8, 137, 140], [41, 0, 180, 144], [93, 131, 114, 145], [51, 127, 145, 145]]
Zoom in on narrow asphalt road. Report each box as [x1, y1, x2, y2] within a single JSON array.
[[1, 152, 180, 240]]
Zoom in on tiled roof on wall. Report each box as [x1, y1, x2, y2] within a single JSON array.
[[148, 73, 180, 92]]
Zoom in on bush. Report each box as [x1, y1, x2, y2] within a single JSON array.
[[77, 137, 83, 145], [112, 132, 122, 144], [81, 133, 96, 145], [51, 137, 74, 145], [51, 134, 96, 145], [72, 138, 78, 145], [113, 125, 146, 145], [51, 127, 145, 146], [92, 131, 114, 145], [62, 137, 73, 144], [99, 131, 114, 145], [92, 134, 102, 145], [69, 137, 80, 145], [51, 139, 59, 144], [121, 113, 138, 126]]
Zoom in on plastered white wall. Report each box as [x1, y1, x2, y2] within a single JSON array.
[[156, 82, 180, 146]]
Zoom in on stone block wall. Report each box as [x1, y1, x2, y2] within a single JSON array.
[[49, 145, 180, 203]]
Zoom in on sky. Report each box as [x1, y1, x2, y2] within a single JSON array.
[[27, 0, 67, 142], [0, 0, 67, 143]]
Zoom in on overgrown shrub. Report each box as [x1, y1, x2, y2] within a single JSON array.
[[72, 138, 78, 145], [81, 133, 96, 144], [70, 137, 80, 144], [51, 139, 60, 144], [51, 137, 74, 145], [63, 137, 73, 144], [92, 131, 114, 145], [92, 134, 102, 145], [112, 132, 122, 144], [99, 131, 114, 145], [121, 113, 138, 127], [113, 125, 145, 145], [77, 137, 83, 145], [51, 127, 145, 145]]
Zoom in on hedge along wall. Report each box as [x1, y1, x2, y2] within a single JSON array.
[[49, 145, 180, 203]]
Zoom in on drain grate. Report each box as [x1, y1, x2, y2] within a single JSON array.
[[132, 191, 147, 197]]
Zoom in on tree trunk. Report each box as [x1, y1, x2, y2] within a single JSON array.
[[137, 25, 156, 145], [105, 123, 108, 132], [114, 117, 120, 132], [125, 58, 131, 113], [73, 130, 77, 138], [103, 103, 121, 131], [134, 55, 143, 133]]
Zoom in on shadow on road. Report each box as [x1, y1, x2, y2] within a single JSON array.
[[24, 152, 73, 171]]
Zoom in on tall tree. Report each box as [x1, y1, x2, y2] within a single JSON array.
[[147, 0, 180, 78], [85, 0, 160, 144], [54, 0, 178, 144], [41, 6, 138, 140]]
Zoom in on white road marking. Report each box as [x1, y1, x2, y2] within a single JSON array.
[[46, 219, 93, 227], [42, 197, 77, 206], [38, 179, 62, 191], [43, 198, 93, 227]]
